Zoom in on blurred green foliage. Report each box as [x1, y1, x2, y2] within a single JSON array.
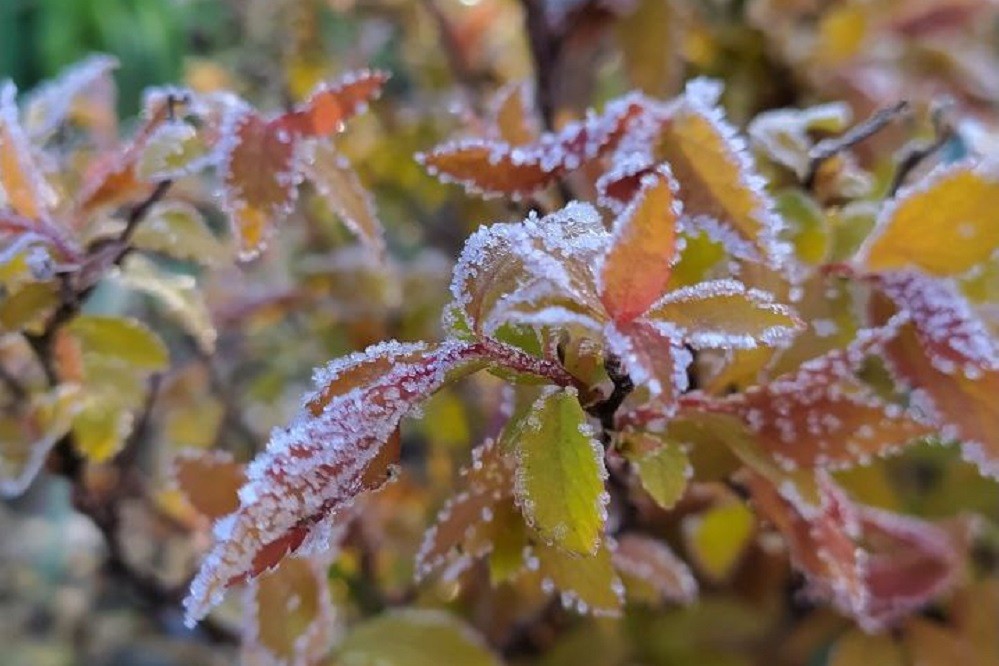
[[0, 0, 230, 115]]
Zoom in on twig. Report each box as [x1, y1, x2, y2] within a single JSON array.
[[888, 98, 956, 197], [585, 354, 634, 442], [803, 101, 910, 190]]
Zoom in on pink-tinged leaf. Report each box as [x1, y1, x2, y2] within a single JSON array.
[[172, 449, 246, 520], [872, 293, 999, 480], [612, 533, 698, 604], [418, 95, 645, 199], [599, 165, 682, 324], [660, 78, 788, 266], [713, 318, 934, 470], [446, 202, 607, 337], [747, 472, 959, 631], [872, 270, 999, 378], [300, 141, 385, 256], [604, 319, 691, 404], [0, 82, 56, 220], [183, 340, 490, 626], [643, 279, 803, 349], [415, 437, 517, 581], [276, 69, 388, 138]]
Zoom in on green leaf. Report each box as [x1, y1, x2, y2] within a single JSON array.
[[534, 539, 624, 616], [512, 386, 608, 555], [682, 501, 755, 582], [66, 315, 169, 370], [622, 432, 690, 510], [334, 610, 501, 666]]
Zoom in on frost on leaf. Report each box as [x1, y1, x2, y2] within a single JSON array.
[[243, 555, 338, 666], [21, 54, 119, 143], [598, 165, 681, 324], [872, 271, 999, 378], [613, 533, 697, 605], [604, 319, 690, 405], [300, 140, 385, 256], [747, 473, 960, 631], [511, 386, 609, 555], [659, 79, 787, 266], [0, 385, 81, 497], [529, 538, 624, 617], [415, 437, 517, 581], [713, 320, 934, 470], [0, 82, 56, 220], [417, 95, 644, 199], [172, 449, 246, 520], [620, 431, 691, 510], [488, 82, 540, 147], [219, 70, 387, 259], [447, 202, 606, 337], [183, 339, 488, 626], [872, 292, 999, 480], [857, 162, 999, 276], [643, 279, 803, 350], [131, 201, 231, 265], [748, 102, 852, 180]]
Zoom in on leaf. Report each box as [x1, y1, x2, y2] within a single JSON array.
[[599, 165, 681, 324], [615, 0, 683, 95], [746, 472, 960, 631], [612, 533, 698, 604], [621, 432, 691, 510], [659, 78, 787, 265], [244, 556, 337, 665], [0, 385, 81, 497], [512, 386, 608, 555], [858, 162, 999, 276], [22, 54, 119, 143], [605, 319, 691, 405], [0, 81, 56, 219], [873, 270, 999, 377], [131, 201, 231, 265], [135, 120, 211, 182], [182, 340, 489, 626], [300, 140, 385, 255], [682, 500, 755, 582], [172, 449, 246, 520], [415, 437, 517, 581], [65, 315, 169, 371], [748, 103, 852, 180], [531, 539, 624, 616], [872, 292, 999, 479], [489, 82, 539, 146], [333, 609, 501, 666], [71, 398, 134, 462], [712, 318, 934, 470], [0, 282, 59, 333], [117, 254, 217, 353], [220, 70, 387, 259], [829, 629, 905, 666], [643, 279, 802, 349], [418, 95, 644, 199], [447, 201, 606, 337]]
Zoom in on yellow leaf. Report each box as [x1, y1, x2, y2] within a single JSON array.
[[829, 629, 905, 666], [513, 387, 608, 555], [132, 201, 231, 265], [682, 500, 754, 582], [622, 432, 690, 510], [859, 164, 999, 276], [66, 315, 169, 371]]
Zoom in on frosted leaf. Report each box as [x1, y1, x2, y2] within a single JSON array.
[[747, 472, 959, 632], [415, 437, 517, 581], [135, 120, 213, 182], [529, 538, 624, 617], [595, 101, 672, 212], [644, 279, 803, 350], [598, 165, 682, 324], [418, 94, 646, 199], [873, 270, 999, 377], [0, 385, 81, 497], [446, 201, 606, 337], [183, 340, 489, 625], [659, 78, 789, 267], [300, 140, 385, 256], [22, 54, 119, 143], [604, 319, 689, 408], [487, 81, 540, 147], [0, 81, 58, 219], [748, 102, 852, 179], [131, 201, 231, 265], [613, 534, 698, 604]]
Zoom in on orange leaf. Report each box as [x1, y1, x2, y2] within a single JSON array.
[[0, 82, 55, 220], [172, 449, 246, 520], [277, 70, 388, 138], [599, 165, 681, 324]]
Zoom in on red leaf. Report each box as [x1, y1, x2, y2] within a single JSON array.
[[277, 70, 388, 138]]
